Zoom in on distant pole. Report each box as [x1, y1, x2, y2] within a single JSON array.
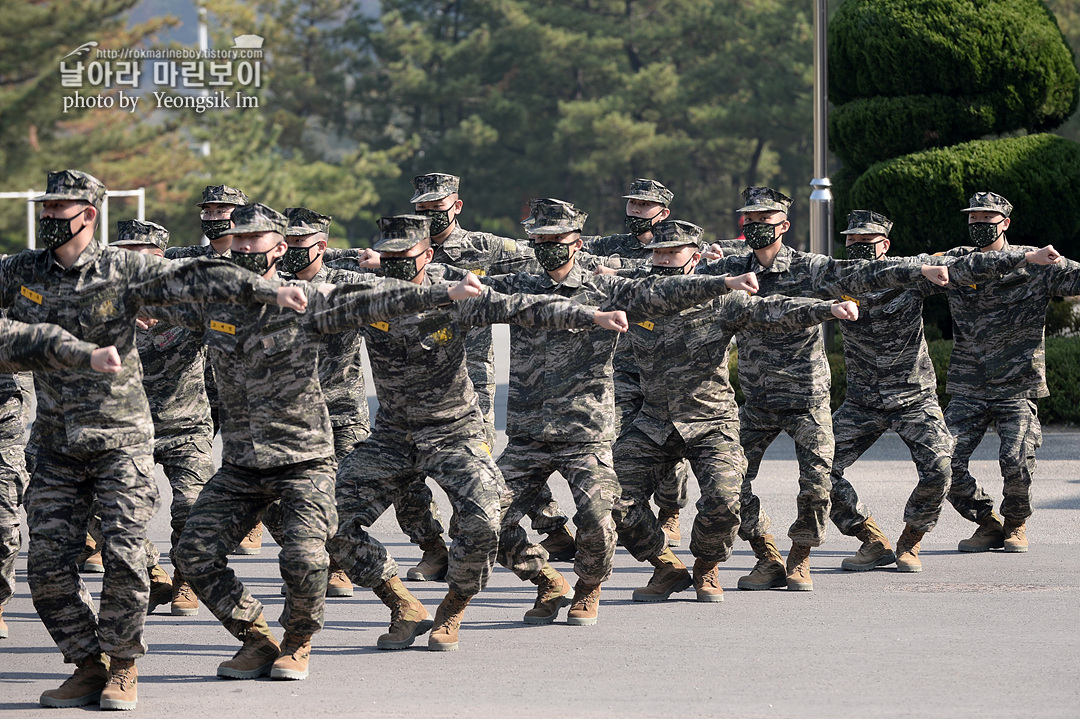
[[199, 3, 212, 245], [810, 0, 834, 348]]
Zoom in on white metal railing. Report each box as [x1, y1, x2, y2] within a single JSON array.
[[0, 187, 145, 250]]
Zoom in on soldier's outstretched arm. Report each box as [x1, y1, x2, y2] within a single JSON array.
[[731, 293, 854, 333], [807, 255, 929, 298], [0, 318, 120, 373], [1043, 253, 1080, 298], [600, 273, 761, 322], [454, 285, 606, 331], [309, 276, 464, 334], [942, 249, 1034, 288], [127, 253, 285, 309]]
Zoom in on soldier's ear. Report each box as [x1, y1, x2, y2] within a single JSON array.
[[881, 239, 891, 256], [660, 207, 671, 221], [1002, 217, 1011, 232]]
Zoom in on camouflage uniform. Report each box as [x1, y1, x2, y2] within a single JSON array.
[[0, 170, 286, 663], [328, 225, 601, 598], [704, 233, 930, 547]]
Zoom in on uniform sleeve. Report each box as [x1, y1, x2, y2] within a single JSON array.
[[729, 293, 837, 333], [945, 250, 1027, 287], [0, 254, 28, 308], [0, 318, 96, 372], [489, 236, 539, 275], [310, 278, 453, 335], [453, 286, 597, 330], [138, 303, 206, 332], [128, 254, 282, 308], [1045, 257, 1080, 298], [322, 247, 365, 261], [602, 274, 732, 322], [807, 255, 924, 299]]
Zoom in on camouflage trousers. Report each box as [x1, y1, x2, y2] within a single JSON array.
[[1, 387, 31, 608], [497, 438, 620, 586], [614, 369, 689, 511], [945, 396, 1042, 525], [156, 435, 215, 569], [737, 401, 833, 547], [328, 427, 504, 597], [830, 395, 954, 535], [613, 424, 744, 564], [86, 508, 161, 569], [26, 444, 159, 662], [175, 457, 338, 640]]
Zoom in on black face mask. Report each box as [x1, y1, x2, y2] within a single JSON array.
[[624, 208, 664, 237], [846, 240, 884, 260], [382, 254, 424, 281], [968, 221, 1003, 248], [534, 240, 575, 271], [201, 218, 232, 240], [651, 255, 695, 276], [230, 249, 276, 275], [38, 209, 89, 251], [743, 220, 785, 250], [280, 244, 319, 274], [418, 207, 454, 237]]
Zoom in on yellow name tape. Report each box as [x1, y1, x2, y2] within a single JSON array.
[[636, 320, 655, 331], [210, 320, 235, 335], [20, 286, 43, 304], [370, 321, 390, 332], [840, 295, 860, 306]]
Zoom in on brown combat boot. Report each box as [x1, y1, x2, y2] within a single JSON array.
[[373, 576, 433, 650], [234, 522, 263, 555], [567, 580, 601, 626], [406, 538, 449, 581], [271, 633, 312, 680], [217, 613, 280, 679], [326, 555, 354, 597], [692, 558, 724, 602], [523, 563, 572, 624], [737, 534, 787, 590], [0, 605, 7, 639], [99, 657, 137, 711], [658, 508, 682, 547], [79, 534, 104, 574], [170, 568, 199, 616], [894, 525, 926, 573], [428, 590, 472, 651], [39, 653, 110, 707], [786, 544, 813, 591], [632, 547, 692, 602], [1003, 521, 1028, 553], [540, 525, 577, 562], [841, 517, 896, 572], [146, 564, 173, 614], [957, 513, 1005, 553]]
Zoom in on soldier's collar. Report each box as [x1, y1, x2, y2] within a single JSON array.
[[434, 224, 469, 248], [541, 260, 586, 289], [749, 242, 792, 274], [52, 235, 106, 272]]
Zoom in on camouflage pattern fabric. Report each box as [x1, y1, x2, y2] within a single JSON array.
[[196, 184, 249, 207], [31, 169, 106, 205], [165, 242, 228, 260], [0, 333, 31, 608], [0, 318, 97, 373], [85, 505, 162, 570], [497, 439, 619, 585], [176, 457, 338, 639]]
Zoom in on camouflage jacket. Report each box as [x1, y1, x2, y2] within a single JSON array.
[[840, 250, 1029, 410], [165, 242, 228, 260], [136, 319, 213, 448], [145, 276, 454, 469], [628, 293, 840, 444], [938, 240, 1080, 400], [702, 244, 926, 410], [0, 239, 281, 454], [358, 264, 599, 452], [279, 264, 369, 429], [482, 262, 735, 442], [0, 317, 97, 374]]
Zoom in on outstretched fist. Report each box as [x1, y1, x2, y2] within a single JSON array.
[[921, 264, 950, 286], [277, 286, 309, 312], [90, 346, 123, 374], [702, 243, 725, 261], [449, 272, 484, 300], [593, 310, 629, 333], [1026, 245, 1062, 266], [725, 271, 759, 294], [831, 300, 859, 322], [356, 248, 381, 269], [593, 265, 617, 276]]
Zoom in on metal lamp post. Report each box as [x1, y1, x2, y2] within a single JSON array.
[[809, 0, 834, 347]]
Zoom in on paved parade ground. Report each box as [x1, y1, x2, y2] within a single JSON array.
[[2, 425, 1078, 718]]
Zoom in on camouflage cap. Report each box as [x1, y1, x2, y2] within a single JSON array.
[[374, 214, 431, 252], [961, 191, 1012, 218], [196, 184, 249, 207], [111, 219, 170, 251], [228, 202, 287, 236], [410, 173, 460, 203], [285, 207, 332, 236], [529, 198, 587, 235], [737, 186, 794, 214], [649, 219, 705, 249], [622, 178, 674, 206], [32, 170, 106, 205], [841, 209, 893, 237]]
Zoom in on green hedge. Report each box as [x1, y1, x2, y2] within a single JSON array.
[[730, 336, 1080, 424], [838, 133, 1080, 259]]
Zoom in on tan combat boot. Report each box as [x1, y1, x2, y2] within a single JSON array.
[[234, 522, 263, 555], [79, 534, 104, 574], [99, 657, 137, 711], [406, 538, 449, 581], [737, 534, 787, 590], [658, 508, 682, 547], [217, 613, 280, 679], [147, 564, 173, 614], [786, 544, 813, 591], [540, 525, 577, 562], [170, 568, 199, 616], [271, 633, 312, 680], [692, 558, 724, 602], [373, 576, 433, 650], [39, 653, 110, 707], [326, 555, 354, 597], [957, 513, 1005, 553], [428, 590, 472, 651], [0, 605, 7, 639], [894, 525, 926, 573], [841, 517, 896, 572], [632, 547, 692, 602], [567, 580, 601, 626], [523, 563, 572, 624], [1003, 520, 1028, 553]]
